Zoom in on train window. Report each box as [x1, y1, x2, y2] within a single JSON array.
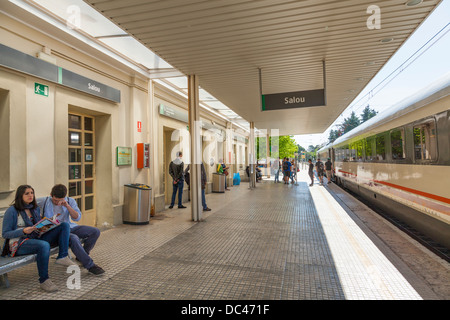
[[343, 146, 350, 161], [413, 120, 437, 161], [391, 128, 406, 160], [356, 140, 364, 161], [348, 145, 356, 161], [336, 145, 349, 161], [339, 147, 346, 161], [349, 140, 364, 161], [364, 137, 375, 161], [376, 135, 386, 161]]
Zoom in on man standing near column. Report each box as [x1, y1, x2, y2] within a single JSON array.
[[169, 151, 187, 209]]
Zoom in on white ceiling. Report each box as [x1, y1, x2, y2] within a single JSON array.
[[83, 0, 441, 135], [2, 0, 441, 135]]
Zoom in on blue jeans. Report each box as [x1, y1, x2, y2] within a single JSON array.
[[15, 222, 71, 283], [274, 169, 279, 182], [170, 179, 184, 207], [70, 225, 100, 269], [202, 189, 207, 209]]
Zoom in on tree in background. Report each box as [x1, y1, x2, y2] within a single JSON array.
[[327, 105, 378, 144], [360, 105, 378, 123], [327, 129, 342, 144], [341, 111, 361, 135], [256, 135, 298, 160]]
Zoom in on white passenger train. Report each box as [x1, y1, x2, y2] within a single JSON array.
[[318, 73, 450, 249]]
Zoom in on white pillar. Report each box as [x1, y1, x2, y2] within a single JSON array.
[[188, 75, 202, 221], [148, 80, 156, 216], [249, 121, 256, 188], [266, 132, 270, 178]]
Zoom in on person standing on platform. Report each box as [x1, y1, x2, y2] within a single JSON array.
[[325, 158, 333, 184], [283, 158, 292, 184], [272, 158, 281, 183], [315, 158, 325, 185], [218, 159, 230, 190], [185, 163, 211, 212], [169, 151, 186, 209], [308, 159, 315, 186]]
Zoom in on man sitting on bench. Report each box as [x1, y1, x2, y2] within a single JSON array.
[[38, 184, 105, 276]]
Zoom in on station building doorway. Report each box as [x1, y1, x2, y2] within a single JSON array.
[[68, 112, 96, 226]]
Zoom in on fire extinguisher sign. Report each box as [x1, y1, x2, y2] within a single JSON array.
[[137, 121, 142, 132]]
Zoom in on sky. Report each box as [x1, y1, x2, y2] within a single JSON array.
[[295, 0, 450, 149]]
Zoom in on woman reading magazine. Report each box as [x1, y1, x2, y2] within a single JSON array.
[[1, 185, 76, 292]]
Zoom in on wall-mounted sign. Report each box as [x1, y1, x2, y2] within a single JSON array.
[[261, 89, 325, 111], [0, 43, 58, 82], [117, 146, 132, 166], [137, 121, 142, 132], [159, 103, 188, 123], [34, 82, 49, 97], [0, 43, 120, 103], [159, 103, 225, 140], [58, 67, 121, 103]]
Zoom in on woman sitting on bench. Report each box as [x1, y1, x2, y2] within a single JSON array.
[[1, 185, 76, 292]]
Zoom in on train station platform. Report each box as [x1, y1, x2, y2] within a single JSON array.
[[0, 171, 448, 303]]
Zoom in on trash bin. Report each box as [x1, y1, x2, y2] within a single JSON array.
[[212, 173, 225, 193], [123, 184, 152, 225]]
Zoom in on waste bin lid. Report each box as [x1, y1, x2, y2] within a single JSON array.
[[125, 183, 152, 190]]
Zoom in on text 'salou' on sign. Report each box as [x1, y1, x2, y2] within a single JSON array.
[[261, 89, 325, 111]]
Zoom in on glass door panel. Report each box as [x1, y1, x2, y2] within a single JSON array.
[[68, 113, 95, 223]]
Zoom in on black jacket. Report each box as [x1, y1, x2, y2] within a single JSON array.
[[184, 164, 207, 189], [169, 160, 184, 182]]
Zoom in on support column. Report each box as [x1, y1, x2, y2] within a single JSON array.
[[188, 75, 202, 221], [148, 79, 156, 217], [249, 121, 256, 188], [266, 132, 270, 178], [226, 121, 234, 180]]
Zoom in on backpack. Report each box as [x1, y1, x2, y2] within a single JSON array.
[[282, 161, 289, 171]]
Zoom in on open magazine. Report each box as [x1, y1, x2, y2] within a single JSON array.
[[33, 217, 60, 237]]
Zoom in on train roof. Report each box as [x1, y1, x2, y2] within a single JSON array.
[[320, 71, 450, 152]]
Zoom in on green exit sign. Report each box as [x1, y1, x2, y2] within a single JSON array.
[[34, 82, 49, 97]]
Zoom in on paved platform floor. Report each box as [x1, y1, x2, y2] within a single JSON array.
[[0, 171, 449, 301]]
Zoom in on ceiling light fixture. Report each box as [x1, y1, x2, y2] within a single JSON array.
[[380, 37, 394, 43], [405, 0, 423, 7]]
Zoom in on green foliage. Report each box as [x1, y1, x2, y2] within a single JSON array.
[[328, 106, 378, 144], [360, 105, 378, 123], [256, 135, 298, 160]]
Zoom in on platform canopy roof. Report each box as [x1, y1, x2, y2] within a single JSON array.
[[2, 0, 442, 135], [83, 0, 441, 135]]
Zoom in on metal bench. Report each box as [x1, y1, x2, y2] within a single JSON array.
[[0, 208, 86, 288], [0, 238, 85, 288], [0, 243, 60, 288]]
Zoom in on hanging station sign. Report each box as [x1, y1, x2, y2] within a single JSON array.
[[259, 61, 327, 111], [261, 89, 325, 111]]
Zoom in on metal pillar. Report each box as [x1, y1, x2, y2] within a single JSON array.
[[249, 121, 256, 188], [266, 132, 270, 178], [188, 75, 202, 221]]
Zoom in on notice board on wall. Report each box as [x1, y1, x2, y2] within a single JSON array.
[[117, 147, 132, 166]]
